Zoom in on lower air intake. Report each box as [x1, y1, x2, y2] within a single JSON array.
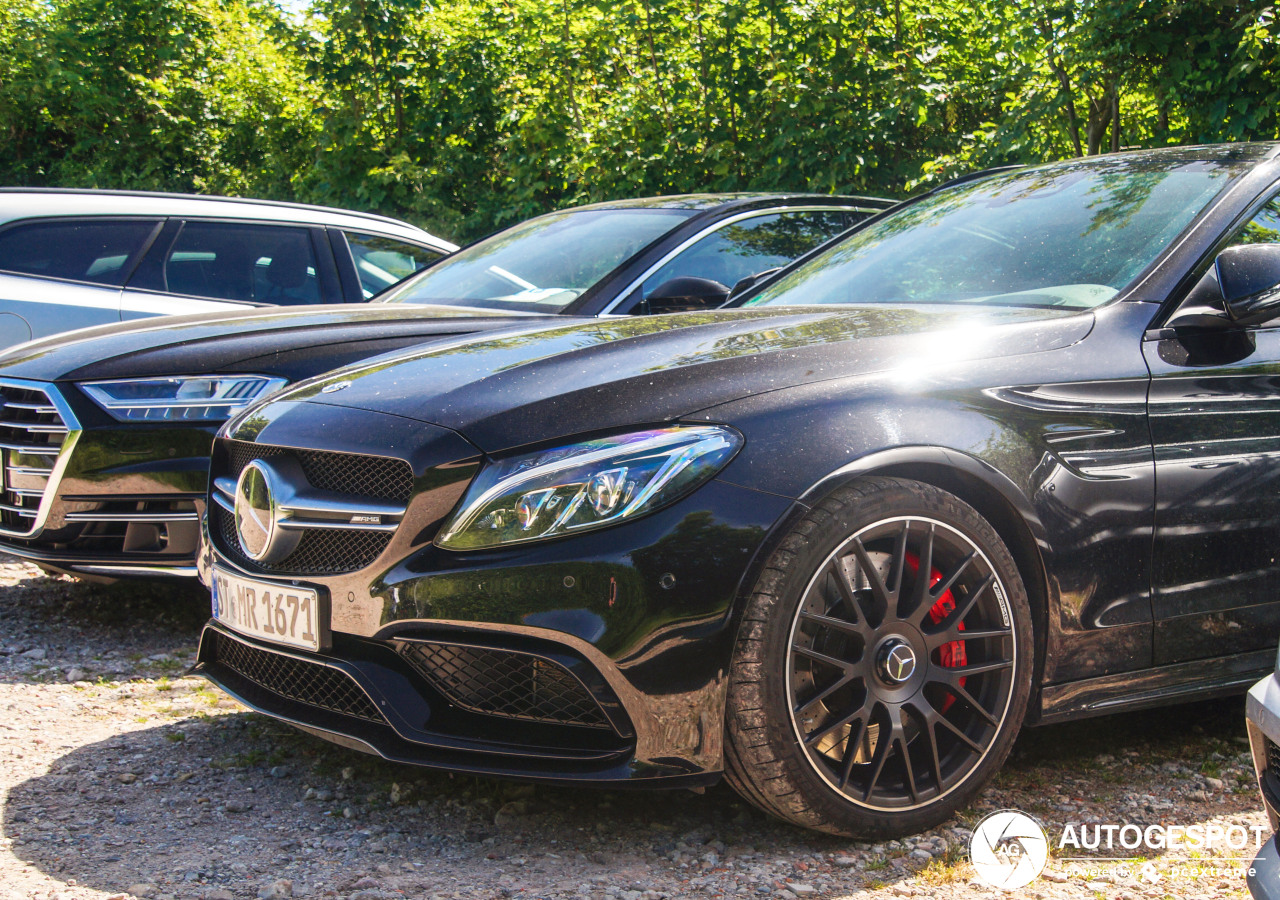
[[402, 642, 611, 730], [212, 631, 384, 723]]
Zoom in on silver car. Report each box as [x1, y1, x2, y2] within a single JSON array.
[[0, 189, 456, 349], [1247, 659, 1280, 897]]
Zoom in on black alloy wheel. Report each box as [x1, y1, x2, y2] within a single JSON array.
[[724, 477, 1033, 837]]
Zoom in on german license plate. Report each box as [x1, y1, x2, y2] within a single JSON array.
[[211, 568, 320, 652]]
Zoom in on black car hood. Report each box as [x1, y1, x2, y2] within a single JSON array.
[[0, 304, 556, 382], [277, 304, 1096, 453]]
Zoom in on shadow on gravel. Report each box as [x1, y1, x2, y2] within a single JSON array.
[[5, 710, 876, 898], [2, 690, 1262, 898]]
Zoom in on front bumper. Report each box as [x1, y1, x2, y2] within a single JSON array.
[[1248, 673, 1280, 833], [200, 467, 797, 783], [0, 383, 215, 579], [195, 621, 708, 786]]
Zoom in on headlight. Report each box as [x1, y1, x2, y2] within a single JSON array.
[[79, 375, 288, 422], [435, 426, 742, 551]]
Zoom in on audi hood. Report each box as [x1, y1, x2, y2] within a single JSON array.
[[255, 304, 1096, 453], [0, 303, 558, 384]]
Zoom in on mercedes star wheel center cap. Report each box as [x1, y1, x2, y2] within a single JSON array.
[[877, 639, 917, 685]]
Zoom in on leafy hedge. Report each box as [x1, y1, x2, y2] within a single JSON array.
[[0, 0, 1275, 242]]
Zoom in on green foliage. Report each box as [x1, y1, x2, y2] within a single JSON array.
[[0, 0, 1277, 241], [0, 0, 317, 196]]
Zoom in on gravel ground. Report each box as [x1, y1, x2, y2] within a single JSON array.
[[0, 553, 1268, 900]]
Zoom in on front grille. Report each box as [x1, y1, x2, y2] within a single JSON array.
[[224, 440, 412, 502], [1268, 739, 1280, 782], [213, 501, 392, 575], [212, 631, 383, 723], [213, 440, 413, 574], [0, 383, 72, 534], [402, 642, 611, 730]]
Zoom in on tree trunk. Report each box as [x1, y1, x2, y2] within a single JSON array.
[[1085, 90, 1112, 155], [1039, 15, 1082, 157], [1110, 88, 1120, 152]]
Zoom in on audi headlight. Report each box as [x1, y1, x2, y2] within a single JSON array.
[[435, 426, 742, 550], [79, 375, 288, 422]]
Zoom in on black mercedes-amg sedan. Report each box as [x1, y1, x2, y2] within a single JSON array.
[[198, 143, 1280, 837], [0, 192, 885, 581]]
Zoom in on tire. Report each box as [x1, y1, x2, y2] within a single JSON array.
[[724, 476, 1033, 837]]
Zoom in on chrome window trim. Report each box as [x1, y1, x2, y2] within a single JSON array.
[[0, 377, 82, 539], [596, 205, 880, 315]]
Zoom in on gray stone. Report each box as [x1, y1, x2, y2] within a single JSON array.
[[21, 647, 46, 660], [494, 799, 529, 826], [258, 879, 293, 900], [126, 886, 158, 899], [65, 667, 87, 682]]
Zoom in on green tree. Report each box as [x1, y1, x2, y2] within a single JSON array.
[[0, 0, 317, 196]]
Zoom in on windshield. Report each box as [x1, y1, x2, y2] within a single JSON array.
[[378, 208, 695, 312], [745, 156, 1242, 311]]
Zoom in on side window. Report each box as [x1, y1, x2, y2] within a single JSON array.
[[1228, 196, 1280, 248], [345, 232, 444, 298], [0, 219, 159, 286], [1175, 193, 1280, 320], [640, 210, 854, 301], [161, 222, 322, 305]]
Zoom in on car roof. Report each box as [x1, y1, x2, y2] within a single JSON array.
[[1111, 141, 1280, 162], [0, 188, 458, 251], [568, 192, 894, 212]]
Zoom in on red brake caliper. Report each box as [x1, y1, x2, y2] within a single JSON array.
[[906, 552, 967, 711]]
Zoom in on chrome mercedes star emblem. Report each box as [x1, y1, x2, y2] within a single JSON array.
[[878, 640, 917, 684], [234, 460, 298, 563]]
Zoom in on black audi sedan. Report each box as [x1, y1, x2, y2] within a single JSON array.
[[0, 193, 885, 580], [198, 143, 1280, 837]]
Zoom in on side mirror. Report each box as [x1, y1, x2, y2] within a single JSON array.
[[1218, 243, 1280, 326], [643, 276, 731, 314], [727, 267, 782, 302]]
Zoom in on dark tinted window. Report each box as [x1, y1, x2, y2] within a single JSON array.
[[163, 222, 321, 305], [0, 219, 159, 285], [641, 210, 854, 298], [345, 232, 444, 298]]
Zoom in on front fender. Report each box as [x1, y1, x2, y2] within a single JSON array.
[[695, 313, 1156, 689]]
